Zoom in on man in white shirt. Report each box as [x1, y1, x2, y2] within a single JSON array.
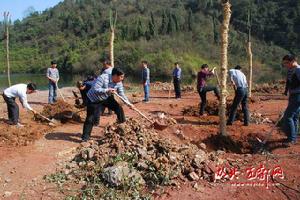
[[2, 83, 37, 127], [227, 65, 250, 126]]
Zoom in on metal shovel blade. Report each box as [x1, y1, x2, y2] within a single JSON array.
[[153, 121, 168, 130]]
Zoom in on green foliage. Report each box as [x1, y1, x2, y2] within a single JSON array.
[[0, 0, 295, 83]]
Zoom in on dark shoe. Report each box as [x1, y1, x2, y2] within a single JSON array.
[[7, 121, 17, 125], [243, 123, 249, 126], [226, 122, 233, 126], [81, 138, 89, 142], [282, 140, 296, 147]]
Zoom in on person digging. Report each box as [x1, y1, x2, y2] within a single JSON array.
[[2, 83, 37, 127], [197, 64, 220, 116], [226, 65, 250, 126], [281, 54, 300, 146], [81, 67, 133, 142]]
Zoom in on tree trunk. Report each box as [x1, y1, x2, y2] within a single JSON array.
[[247, 7, 253, 97], [247, 41, 253, 97], [109, 10, 117, 68], [110, 27, 115, 68], [4, 12, 11, 87], [219, 0, 232, 136]]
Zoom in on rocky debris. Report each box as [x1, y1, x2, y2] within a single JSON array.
[[3, 191, 12, 198], [36, 100, 83, 123], [52, 118, 225, 198], [188, 172, 199, 181], [250, 112, 272, 124], [151, 111, 177, 126], [252, 82, 284, 94]]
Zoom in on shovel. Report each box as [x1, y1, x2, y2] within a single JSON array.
[[56, 82, 66, 102], [34, 111, 58, 126], [113, 92, 168, 130], [254, 112, 285, 153], [63, 108, 85, 119]]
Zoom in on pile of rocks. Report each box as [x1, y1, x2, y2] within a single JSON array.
[[56, 118, 225, 198]]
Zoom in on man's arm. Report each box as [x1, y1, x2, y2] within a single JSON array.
[[116, 83, 129, 102], [19, 92, 33, 111], [46, 68, 56, 83]]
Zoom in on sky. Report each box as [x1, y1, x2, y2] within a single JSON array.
[[0, 0, 63, 22]]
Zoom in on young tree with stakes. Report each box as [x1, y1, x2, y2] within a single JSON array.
[[219, 0, 232, 136]]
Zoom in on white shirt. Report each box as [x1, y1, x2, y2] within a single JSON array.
[[229, 69, 248, 88], [4, 84, 33, 111]]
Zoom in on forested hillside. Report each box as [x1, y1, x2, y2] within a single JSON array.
[[1, 0, 298, 82]]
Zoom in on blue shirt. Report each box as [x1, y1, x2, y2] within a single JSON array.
[[229, 69, 248, 88], [87, 73, 128, 103], [172, 67, 181, 79], [142, 67, 150, 83]]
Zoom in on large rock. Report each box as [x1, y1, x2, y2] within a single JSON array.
[[192, 149, 207, 168], [102, 162, 145, 187]]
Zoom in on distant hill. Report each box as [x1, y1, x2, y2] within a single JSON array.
[[1, 0, 298, 83]]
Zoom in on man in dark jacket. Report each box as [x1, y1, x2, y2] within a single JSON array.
[[282, 55, 300, 146]]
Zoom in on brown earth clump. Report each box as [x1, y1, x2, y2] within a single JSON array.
[[0, 120, 51, 146], [37, 100, 83, 123]]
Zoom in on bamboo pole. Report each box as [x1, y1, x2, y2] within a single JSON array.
[[219, 0, 232, 136], [247, 7, 253, 97], [109, 10, 117, 68], [4, 12, 11, 86]]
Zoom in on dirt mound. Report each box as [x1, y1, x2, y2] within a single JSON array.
[[0, 120, 51, 146], [38, 100, 83, 123], [46, 118, 225, 199]]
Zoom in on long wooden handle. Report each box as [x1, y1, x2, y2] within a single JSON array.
[[113, 93, 153, 123], [56, 83, 66, 102], [36, 112, 53, 123]]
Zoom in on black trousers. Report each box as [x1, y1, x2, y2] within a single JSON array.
[[82, 96, 125, 140], [198, 86, 220, 115], [3, 94, 19, 124], [173, 78, 181, 98]]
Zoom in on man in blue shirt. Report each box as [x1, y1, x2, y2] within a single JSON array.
[[81, 68, 132, 141], [227, 65, 250, 126], [141, 61, 150, 102], [172, 62, 182, 99], [282, 55, 300, 146]]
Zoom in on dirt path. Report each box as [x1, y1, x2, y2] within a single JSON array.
[[0, 88, 300, 200]]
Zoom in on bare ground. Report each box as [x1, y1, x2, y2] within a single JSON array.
[[0, 87, 299, 200]]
